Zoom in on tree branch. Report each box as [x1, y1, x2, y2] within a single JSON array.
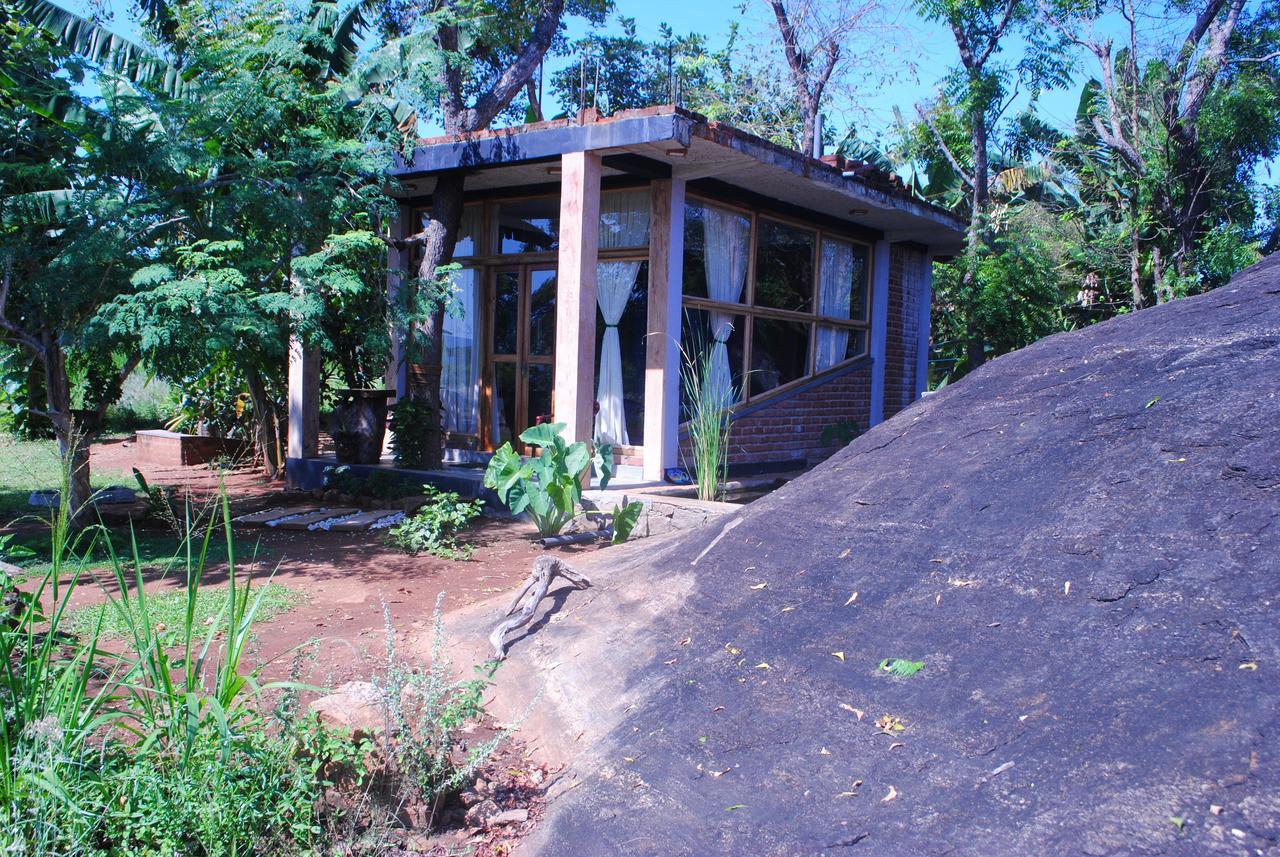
[[917, 104, 975, 189], [465, 0, 567, 132]]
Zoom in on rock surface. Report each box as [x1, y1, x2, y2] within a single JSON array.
[[514, 256, 1280, 856], [307, 680, 386, 736]]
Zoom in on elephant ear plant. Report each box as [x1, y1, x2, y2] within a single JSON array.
[[483, 423, 614, 536]]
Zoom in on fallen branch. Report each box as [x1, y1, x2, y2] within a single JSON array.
[[489, 556, 591, 660]]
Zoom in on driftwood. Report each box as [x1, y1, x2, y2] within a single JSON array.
[[489, 556, 591, 660]]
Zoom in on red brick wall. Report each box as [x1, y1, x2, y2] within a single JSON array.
[[680, 363, 873, 469], [884, 244, 929, 420]]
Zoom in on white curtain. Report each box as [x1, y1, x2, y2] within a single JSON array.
[[703, 207, 750, 405], [454, 206, 484, 257], [595, 262, 641, 445], [599, 190, 650, 249], [815, 238, 854, 371], [441, 268, 480, 435], [592, 191, 650, 446]]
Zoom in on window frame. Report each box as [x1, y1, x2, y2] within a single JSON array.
[[681, 192, 873, 406]]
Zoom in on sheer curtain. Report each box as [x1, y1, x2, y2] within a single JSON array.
[[441, 268, 480, 435], [594, 191, 650, 446], [815, 238, 854, 371], [703, 207, 750, 405]]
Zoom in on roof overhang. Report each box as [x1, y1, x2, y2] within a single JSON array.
[[391, 107, 965, 256]]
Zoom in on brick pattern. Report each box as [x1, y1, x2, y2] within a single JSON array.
[[884, 245, 929, 420], [679, 365, 873, 468]]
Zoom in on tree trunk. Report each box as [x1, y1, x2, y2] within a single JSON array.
[[1130, 231, 1144, 309], [40, 341, 92, 521], [413, 170, 467, 471], [964, 109, 991, 371], [244, 365, 281, 479]]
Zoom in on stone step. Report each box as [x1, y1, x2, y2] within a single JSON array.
[[235, 506, 310, 525], [325, 510, 402, 532], [271, 508, 359, 530]]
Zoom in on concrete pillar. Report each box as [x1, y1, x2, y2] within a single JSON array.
[[868, 239, 892, 428], [643, 177, 686, 482], [915, 253, 934, 401], [553, 151, 601, 450], [287, 334, 320, 461], [385, 203, 411, 404]]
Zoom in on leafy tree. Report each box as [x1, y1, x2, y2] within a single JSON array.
[[368, 0, 610, 470], [96, 0, 399, 478], [1050, 0, 1280, 305], [911, 0, 1071, 373], [0, 2, 172, 515]]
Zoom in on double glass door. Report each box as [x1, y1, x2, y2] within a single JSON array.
[[488, 265, 557, 451]]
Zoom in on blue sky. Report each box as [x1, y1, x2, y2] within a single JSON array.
[[81, 0, 1278, 185]]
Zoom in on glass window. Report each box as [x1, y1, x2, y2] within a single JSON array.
[[599, 190, 650, 250], [751, 317, 811, 396], [419, 204, 483, 258], [818, 237, 869, 322], [528, 269, 556, 357], [680, 307, 745, 412], [682, 202, 750, 303], [593, 261, 649, 445], [754, 218, 816, 313], [498, 197, 559, 253], [815, 326, 867, 372]]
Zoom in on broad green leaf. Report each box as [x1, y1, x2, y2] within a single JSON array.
[[611, 500, 644, 544], [519, 422, 566, 448], [564, 441, 590, 478]]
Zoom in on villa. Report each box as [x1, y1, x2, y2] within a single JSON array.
[[286, 105, 965, 485]]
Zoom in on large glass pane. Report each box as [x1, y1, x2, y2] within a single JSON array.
[[818, 237, 869, 323], [682, 202, 708, 299], [421, 204, 482, 258], [751, 317, 811, 397], [680, 306, 745, 414], [528, 269, 557, 357], [683, 202, 751, 305], [493, 271, 519, 355], [528, 364, 554, 429], [498, 197, 559, 253], [491, 363, 517, 445], [754, 218, 816, 312], [599, 190, 650, 250], [441, 268, 480, 435], [593, 261, 648, 445], [815, 326, 867, 372]]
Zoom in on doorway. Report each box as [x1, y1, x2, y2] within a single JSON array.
[[486, 264, 557, 451]]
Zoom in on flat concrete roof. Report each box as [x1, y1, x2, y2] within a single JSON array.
[[390, 106, 966, 255]]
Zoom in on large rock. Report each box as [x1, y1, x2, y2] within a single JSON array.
[[308, 681, 387, 737], [500, 255, 1280, 856]]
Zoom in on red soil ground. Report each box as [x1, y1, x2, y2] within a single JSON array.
[[58, 437, 608, 685]]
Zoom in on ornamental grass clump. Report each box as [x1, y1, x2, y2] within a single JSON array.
[[679, 339, 740, 502]]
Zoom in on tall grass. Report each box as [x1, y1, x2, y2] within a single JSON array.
[[0, 455, 312, 854], [0, 450, 508, 855], [679, 336, 740, 502]]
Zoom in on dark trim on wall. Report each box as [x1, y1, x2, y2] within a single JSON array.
[[601, 153, 672, 179], [688, 178, 884, 244], [401, 175, 651, 211]]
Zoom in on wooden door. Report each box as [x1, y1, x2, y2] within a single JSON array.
[[486, 264, 557, 451]]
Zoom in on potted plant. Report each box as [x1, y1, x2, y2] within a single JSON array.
[[331, 388, 394, 464]]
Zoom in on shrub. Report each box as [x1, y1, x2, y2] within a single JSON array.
[[386, 485, 483, 559], [389, 397, 437, 469], [483, 423, 615, 536]]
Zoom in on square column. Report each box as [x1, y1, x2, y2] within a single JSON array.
[[553, 151, 601, 447], [643, 177, 686, 481], [868, 238, 891, 427], [916, 253, 934, 401], [287, 334, 320, 462]]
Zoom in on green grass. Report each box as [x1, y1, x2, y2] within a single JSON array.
[[5, 525, 272, 580], [0, 436, 129, 522], [67, 580, 306, 639]]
